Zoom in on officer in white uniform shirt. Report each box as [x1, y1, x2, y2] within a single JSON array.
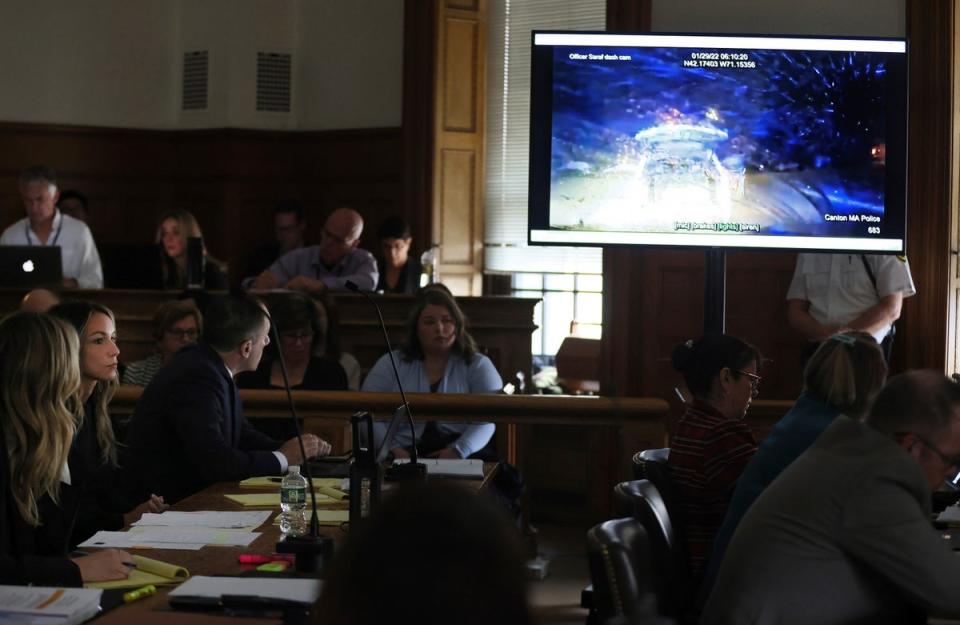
[[0, 166, 103, 288], [786, 253, 915, 361]]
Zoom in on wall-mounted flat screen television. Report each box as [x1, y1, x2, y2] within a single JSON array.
[[528, 32, 908, 253]]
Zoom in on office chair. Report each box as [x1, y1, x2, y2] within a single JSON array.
[[586, 517, 661, 625], [614, 479, 692, 623], [631, 447, 670, 481]]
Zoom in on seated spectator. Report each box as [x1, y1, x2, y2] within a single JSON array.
[[237, 292, 347, 391], [58, 189, 88, 223], [312, 292, 362, 390], [316, 481, 532, 625], [242, 200, 308, 283], [362, 288, 501, 459], [152, 209, 228, 291], [666, 334, 760, 587], [123, 300, 203, 387], [20, 287, 60, 313], [122, 294, 332, 504], [702, 331, 887, 601], [702, 371, 960, 624], [0, 312, 133, 586], [251, 207, 378, 292], [375, 215, 422, 294], [49, 301, 167, 545], [0, 165, 103, 288]]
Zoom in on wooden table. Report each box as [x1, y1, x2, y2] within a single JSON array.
[[95, 464, 498, 623], [94, 480, 336, 624]]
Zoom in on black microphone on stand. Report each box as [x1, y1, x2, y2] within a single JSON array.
[[345, 280, 427, 481], [264, 307, 334, 573]]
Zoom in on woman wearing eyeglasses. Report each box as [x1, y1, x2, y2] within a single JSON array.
[[237, 292, 347, 391], [666, 333, 761, 591], [122, 300, 203, 387], [700, 331, 886, 602]]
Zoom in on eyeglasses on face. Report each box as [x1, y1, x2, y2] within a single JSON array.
[[733, 369, 762, 394], [166, 328, 199, 340], [733, 369, 762, 388], [899, 432, 960, 469], [321, 228, 356, 247], [280, 330, 314, 344]]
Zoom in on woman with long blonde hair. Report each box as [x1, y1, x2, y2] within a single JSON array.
[[0, 312, 134, 586], [49, 301, 167, 545]]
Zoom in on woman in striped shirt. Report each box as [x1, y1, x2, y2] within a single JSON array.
[[666, 334, 761, 591]]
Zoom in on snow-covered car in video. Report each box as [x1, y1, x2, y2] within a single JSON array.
[[633, 123, 745, 208]]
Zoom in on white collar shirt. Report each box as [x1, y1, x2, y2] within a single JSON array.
[[786, 253, 916, 343], [0, 209, 103, 288]]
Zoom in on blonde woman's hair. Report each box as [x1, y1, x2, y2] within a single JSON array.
[[48, 301, 120, 466], [155, 209, 224, 287], [804, 331, 887, 418], [0, 312, 80, 526]]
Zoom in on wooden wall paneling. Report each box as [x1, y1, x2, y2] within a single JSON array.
[[726, 251, 804, 399], [0, 123, 403, 287], [902, 0, 954, 374], [431, 0, 486, 296]]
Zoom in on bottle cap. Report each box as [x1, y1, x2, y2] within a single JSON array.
[[289, 465, 299, 473]]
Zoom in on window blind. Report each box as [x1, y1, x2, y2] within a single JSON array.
[[485, 0, 605, 274]]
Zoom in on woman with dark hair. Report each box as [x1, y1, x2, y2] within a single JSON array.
[[666, 333, 761, 586], [375, 215, 422, 294], [361, 288, 501, 459], [152, 209, 228, 290], [0, 311, 135, 585], [237, 292, 347, 391], [49, 301, 166, 546], [702, 331, 887, 599]]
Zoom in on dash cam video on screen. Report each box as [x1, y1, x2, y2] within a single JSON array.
[[527, 33, 908, 252]]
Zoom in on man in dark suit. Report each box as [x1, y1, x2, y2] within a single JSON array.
[[123, 294, 331, 504]]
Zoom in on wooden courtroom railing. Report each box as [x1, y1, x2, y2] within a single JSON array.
[[111, 386, 671, 522], [0, 289, 539, 384]]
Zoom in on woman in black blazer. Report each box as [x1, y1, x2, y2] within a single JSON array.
[[0, 312, 134, 586]]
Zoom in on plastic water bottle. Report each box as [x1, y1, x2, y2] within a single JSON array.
[[279, 465, 308, 537], [419, 245, 439, 287]]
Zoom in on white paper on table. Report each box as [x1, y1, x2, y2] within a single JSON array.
[[79, 527, 259, 549], [78, 532, 206, 550], [169, 576, 322, 605], [938, 504, 960, 523], [0, 585, 102, 625], [133, 511, 272, 529], [392, 458, 484, 478]]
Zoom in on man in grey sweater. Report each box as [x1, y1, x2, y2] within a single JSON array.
[[702, 370, 960, 625]]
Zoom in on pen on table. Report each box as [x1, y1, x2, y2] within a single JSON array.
[[122, 584, 156, 604]]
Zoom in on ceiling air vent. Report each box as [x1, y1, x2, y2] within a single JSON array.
[[256, 52, 292, 113], [182, 50, 209, 111]]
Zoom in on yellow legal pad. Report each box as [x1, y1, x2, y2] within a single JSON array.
[[85, 554, 189, 590], [271, 509, 349, 526], [238, 476, 344, 489], [224, 493, 348, 509]]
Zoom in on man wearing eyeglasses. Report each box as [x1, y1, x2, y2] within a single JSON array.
[[703, 371, 960, 625], [251, 207, 378, 292]]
